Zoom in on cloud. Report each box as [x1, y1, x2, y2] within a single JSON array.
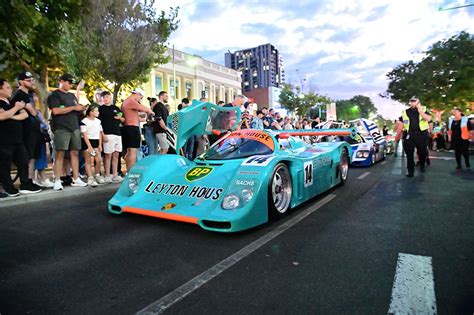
[[154, 0, 474, 119]]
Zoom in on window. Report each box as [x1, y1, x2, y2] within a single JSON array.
[[169, 79, 175, 98], [185, 82, 192, 99], [155, 76, 163, 93]]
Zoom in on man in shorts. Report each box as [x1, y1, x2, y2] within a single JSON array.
[[99, 91, 124, 182], [47, 74, 88, 190], [121, 88, 154, 171]]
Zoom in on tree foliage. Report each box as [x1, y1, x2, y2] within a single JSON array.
[[336, 95, 377, 121], [0, 0, 86, 110], [279, 84, 331, 117], [61, 0, 179, 104], [384, 31, 474, 112]]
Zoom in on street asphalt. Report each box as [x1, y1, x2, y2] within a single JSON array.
[[0, 151, 473, 314]]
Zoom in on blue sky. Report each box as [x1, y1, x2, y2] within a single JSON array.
[[156, 0, 473, 119]]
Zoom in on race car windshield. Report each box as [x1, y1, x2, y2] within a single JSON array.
[[200, 135, 274, 160]]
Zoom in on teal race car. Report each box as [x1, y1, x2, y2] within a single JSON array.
[[108, 102, 355, 232]]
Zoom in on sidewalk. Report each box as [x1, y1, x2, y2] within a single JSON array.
[[0, 182, 121, 208]]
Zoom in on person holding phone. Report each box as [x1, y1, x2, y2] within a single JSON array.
[[47, 74, 88, 190], [401, 96, 432, 177]]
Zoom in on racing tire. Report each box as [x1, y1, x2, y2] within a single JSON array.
[[268, 163, 292, 219], [338, 148, 349, 185]]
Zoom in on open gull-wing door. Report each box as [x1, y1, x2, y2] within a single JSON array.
[[165, 100, 242, 153]]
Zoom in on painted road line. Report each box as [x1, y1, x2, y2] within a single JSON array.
[[357, 171, 370, 180], [388, 253, 437, 314], [381, 161, 387, 165], [136, 194, 337, 315]]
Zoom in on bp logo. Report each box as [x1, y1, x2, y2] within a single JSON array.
[[185, 166, 213, 182]]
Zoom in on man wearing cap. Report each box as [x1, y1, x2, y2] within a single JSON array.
[[401, 96, 432, 177], [47, 73, 88, 189], [11, 71, 44, 186], [121, 88, 154, 171], [0, 78, 41, 196]]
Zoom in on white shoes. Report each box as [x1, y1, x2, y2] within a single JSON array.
[[95, 174, 107, 185], [87, 177, 98, 187], [72, 177, 88, 187], [35, 178, 55, 188], [112, 176, 124, 183], [53, 179, 64, 191]]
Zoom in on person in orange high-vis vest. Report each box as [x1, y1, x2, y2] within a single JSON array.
[[448, 107, 472, 169]]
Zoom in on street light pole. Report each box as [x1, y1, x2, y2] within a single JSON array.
[[172, 44, 177, 112]]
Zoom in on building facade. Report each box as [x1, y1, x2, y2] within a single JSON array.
[[143, 48, 242, 112], [225, 43, 285, 93]]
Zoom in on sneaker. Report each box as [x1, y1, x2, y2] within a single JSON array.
[[35, 178, 55, 188], [72, 177, 88, 187], [87, 177, 98, 187], [53, 179, 64, 191], [19, 182, 42, 194], [0, 191, 8, 198], [5, 187, 20, 197], [455, 165, 462, 170], [406, 172, 414, 178], [104, 176, 113, 184], [112, 176, 124, 183], [95, 175, 107, 185]]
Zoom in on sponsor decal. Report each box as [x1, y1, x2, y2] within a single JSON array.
[[185, 166, 213, 182], [242, 155, 275, 166], [144, 181, 224, 201], [238, 171, 260, 175], [161, 203, 176, 210], [228, 129, 275, 150], [235, 179, 255, 186], [313, 156, 332, 168]]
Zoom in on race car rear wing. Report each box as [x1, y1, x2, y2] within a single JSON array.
[[273, 128, 358, 140], [165, 100, 241, 152]]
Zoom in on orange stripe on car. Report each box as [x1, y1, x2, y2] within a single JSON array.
[[122, 206, 198, 224]]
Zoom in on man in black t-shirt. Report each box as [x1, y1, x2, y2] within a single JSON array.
[[0, 78, 42, 196], [11, 71, 43, 181], [98, 91, 125, 182], [47, 74, 87, 190], [152, 91, 169, 154]]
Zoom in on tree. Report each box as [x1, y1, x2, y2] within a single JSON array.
[[61, 0, 179, 105], [279, 84, 331, 117], [384, 31, 474, 112], [0, 0, 86, 111], [336, 95, 377, 121]]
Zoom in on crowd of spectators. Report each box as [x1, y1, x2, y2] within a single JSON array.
[[0, 73, 324, 198]]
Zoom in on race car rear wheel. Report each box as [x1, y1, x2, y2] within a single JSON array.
[[268, 163, 292, 219], [339, 148, 349, 185]]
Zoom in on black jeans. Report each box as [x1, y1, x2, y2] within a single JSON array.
[[0, 144, 30, 190], [452, 139, 470, 167], [404, 132, 428, 174]]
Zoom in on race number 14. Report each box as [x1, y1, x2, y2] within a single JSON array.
[[304, 161, 313, 187]]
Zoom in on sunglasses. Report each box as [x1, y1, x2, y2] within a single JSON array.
[[23, 79, 34, 82]]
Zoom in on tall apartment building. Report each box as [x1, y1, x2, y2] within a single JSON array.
[[225, 43, 285, 93]]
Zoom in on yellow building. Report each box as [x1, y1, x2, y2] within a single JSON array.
[[142, 48, 242, 112]]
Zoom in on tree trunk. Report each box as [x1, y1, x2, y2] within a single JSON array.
[[112, 82, 122, 106], [38, 67, 50, 116]]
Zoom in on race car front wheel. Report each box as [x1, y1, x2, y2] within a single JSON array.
[[268, 163, 292, 219], [339, 149, 349, 185]]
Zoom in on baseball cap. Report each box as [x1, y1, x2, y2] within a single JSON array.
[[17, 71, 33, 81], [131, 88, 145, 96], [409, 96, 419, 102], [59, 73, 76, 84]]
